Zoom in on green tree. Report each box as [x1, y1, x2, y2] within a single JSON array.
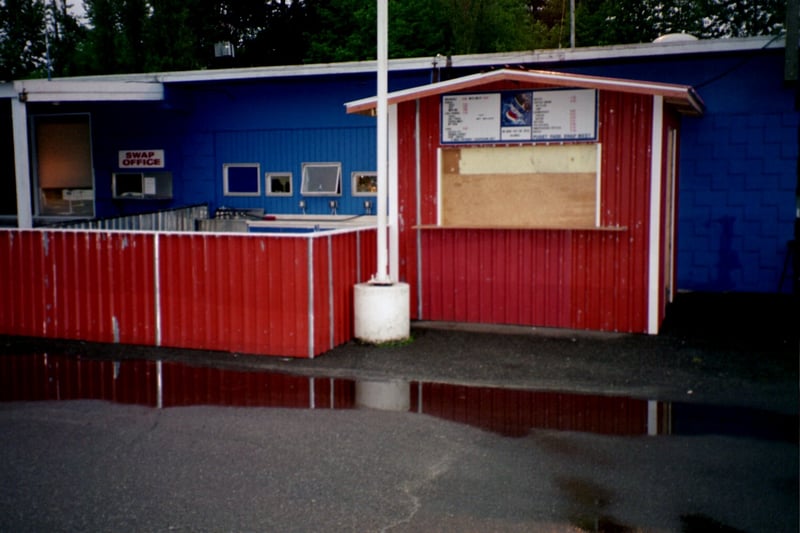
[[143, 0, 200, 71], [47, 0, 90, 77], [84, 0, 123, 73], [578, 0, 660, 45], [304, 0, 374, 62], [699, 0, 786, 38], [0, 0, 46, 80], [235, 0, 311, 66], [118, 0, 147, 71], [303, 0, 539, 63]]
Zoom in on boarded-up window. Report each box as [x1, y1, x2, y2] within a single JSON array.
[[439, 144, 600, 228], [34, 114, 94, 217]]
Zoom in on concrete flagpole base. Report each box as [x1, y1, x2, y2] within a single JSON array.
[[354, 282, 410, 344]]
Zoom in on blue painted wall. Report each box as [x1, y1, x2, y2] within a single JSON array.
[[546, 50, 797, 294], [677, 53, 797, 294], [168, 72, 428, 216], [66, 47, 795, 294]]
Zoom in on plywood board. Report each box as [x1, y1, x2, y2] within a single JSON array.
[[441, 172, 596, 227], [456, 144, 597, 174], [439, 145, 599, 228]]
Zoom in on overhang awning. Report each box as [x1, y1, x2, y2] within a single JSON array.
[[13, 79, 164, 103], [345, 68, 705, 116]]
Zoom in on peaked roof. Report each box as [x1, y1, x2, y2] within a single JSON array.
[[345, 68, 705, 116]]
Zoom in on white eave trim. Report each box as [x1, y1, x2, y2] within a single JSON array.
[[13, 79, 164, 102], [160, 35, 784, 84], [2, 35, 778, 89], [449, 35, 783, 69], [345, 68, 704, 115]]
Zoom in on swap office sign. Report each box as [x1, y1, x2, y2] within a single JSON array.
[[119, 150, 165, 168]]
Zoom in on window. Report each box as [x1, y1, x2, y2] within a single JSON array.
[[34, 114, 94, 217], [266, 172, 293, 196], [352, 171, 377, 196], [113, 172, 173, 199], [301, 163, 341, 196], [224, 163, 260, 196], [439, 144, 600, 228]]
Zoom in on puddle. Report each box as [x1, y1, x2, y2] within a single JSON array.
[[680, 513, 748, 533], [0, 353, 796, 443]]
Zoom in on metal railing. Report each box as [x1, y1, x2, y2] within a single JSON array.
[[48, 203, 209, 231]]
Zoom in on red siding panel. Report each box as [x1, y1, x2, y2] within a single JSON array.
[[0, 230, 156, 343], [311, 236, 330, 356], [0, 231, 47, 337], [422, 229, 575, 328], [1, 227, 374, 358], [159, 233, 312, 357], [403, 88, 657, 333], [327, 230, 377, 351]]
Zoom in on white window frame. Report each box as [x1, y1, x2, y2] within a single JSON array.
[[223, 163, 261, 197], [32, 113, 95, 218], [266, 172, 293, 197], [351, 171, 377, 196], [301, 162, 342, 196]]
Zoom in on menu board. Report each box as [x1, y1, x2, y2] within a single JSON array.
[[442, 93, 501, 143], [441, 88, 597, 144]]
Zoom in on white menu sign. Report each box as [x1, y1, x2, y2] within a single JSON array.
[[442, 93, 501, 143], [532, 89, 596, 141], [441, 89, 596, 144]]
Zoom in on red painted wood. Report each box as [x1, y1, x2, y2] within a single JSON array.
[[400, 87, 659, 333]]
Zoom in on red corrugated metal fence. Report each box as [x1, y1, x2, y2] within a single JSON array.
[[0, 228, 376, 358]]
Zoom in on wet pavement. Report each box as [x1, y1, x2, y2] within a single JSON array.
[[0, 292, 798, 531]]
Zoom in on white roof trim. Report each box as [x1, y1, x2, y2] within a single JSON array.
[[448, 35, 783, 70], [345, 68, 704, 115], [4, 35, 780, 89], [158, 35, 786, 83], [12, 79, 164, 102]]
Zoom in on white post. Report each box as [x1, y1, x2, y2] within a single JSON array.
[[373, 0, 390, 284], [647, 95, 664, 334], [11, 96, 33, 228], [353, 0, 410, 344], [388, 103, 399, 281]]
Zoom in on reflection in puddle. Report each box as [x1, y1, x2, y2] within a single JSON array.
[[1, 353, 796, 443]]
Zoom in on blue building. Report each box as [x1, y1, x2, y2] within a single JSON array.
[[2, 36, 797, 296]]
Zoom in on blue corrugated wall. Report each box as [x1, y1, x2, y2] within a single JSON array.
[[52, 49, 796, 295], [563, 50, 797, 294], [676, 54, 797, 294], [172, 74, 427, 216]]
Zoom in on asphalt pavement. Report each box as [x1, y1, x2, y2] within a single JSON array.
[[5, 292, 797, 412], [0, 292, 797, 532]]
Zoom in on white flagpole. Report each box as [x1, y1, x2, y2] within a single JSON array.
[[373, 0, 390, 284]]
